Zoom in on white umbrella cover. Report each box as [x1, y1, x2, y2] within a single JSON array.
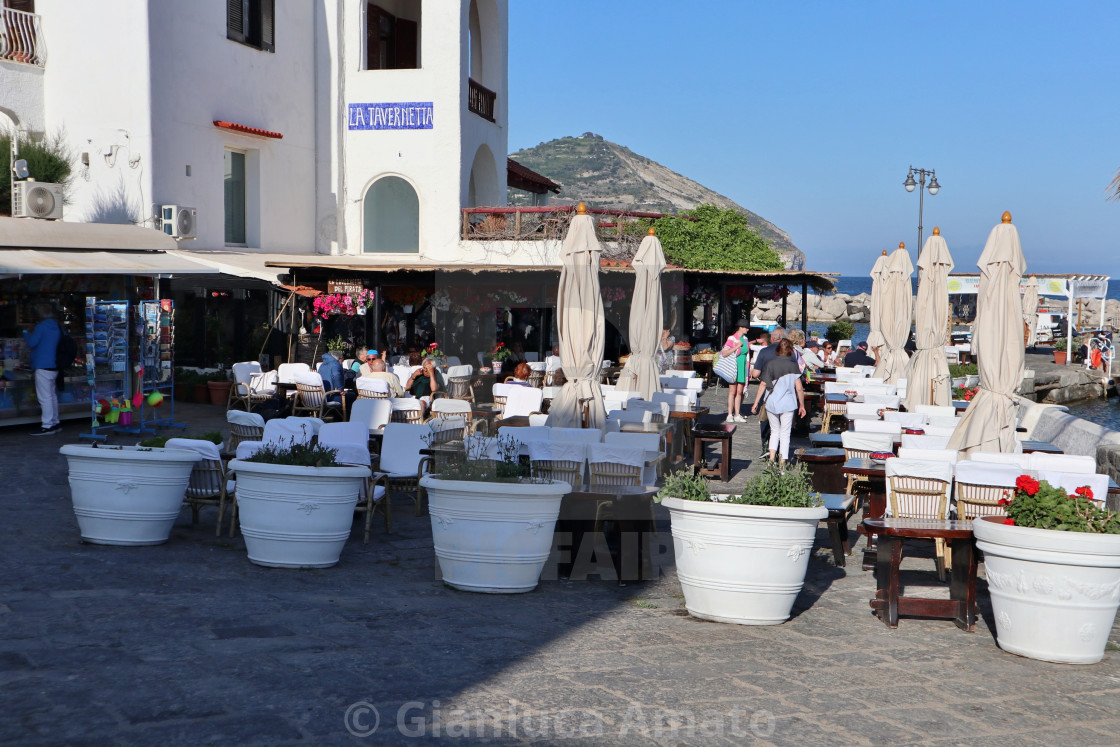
[[546, 205, 606, 430], [1021, 275, 1039, 348], [873, 244, 913, 384], [866, 250, 890, 350], [948, 212, 1027, 455], [904, 228, 954, 409], [616, 229, 666, 399]]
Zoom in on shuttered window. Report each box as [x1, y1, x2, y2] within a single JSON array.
[[364, 3, 420, 70], [227, 0, 274, 53]]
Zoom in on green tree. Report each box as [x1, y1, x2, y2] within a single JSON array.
[[0, 129, 74, 216], [652, 204, 784, 271]]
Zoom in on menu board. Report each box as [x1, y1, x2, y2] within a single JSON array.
[[138, 299, 174, 388]]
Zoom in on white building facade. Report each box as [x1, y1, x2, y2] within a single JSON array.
[[1, 0, 511, 269]]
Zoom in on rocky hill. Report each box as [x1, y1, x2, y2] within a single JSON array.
[[509, 133, 805, 270]]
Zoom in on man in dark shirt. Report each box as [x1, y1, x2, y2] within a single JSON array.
[[843, 341, 876, 367]]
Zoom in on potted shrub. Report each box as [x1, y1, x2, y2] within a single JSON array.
[[1053, 336, 1068, 365], [205, 370, 233, 406], [418, 435, 571, 593], [228, 438, 370, 568], [973, 475, 1120, 664], [659, 465, 827, 625], [59, 443, 203, 546]]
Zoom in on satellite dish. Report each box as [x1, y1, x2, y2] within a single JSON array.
[[13, 159, 29, 179]]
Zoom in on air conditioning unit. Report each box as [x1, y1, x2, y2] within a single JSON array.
[[12, 181, 63, 220], [161, 204, 197, 239]]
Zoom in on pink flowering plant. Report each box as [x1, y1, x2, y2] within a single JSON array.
[[422, 342, 445, 359], [312, 289, 376, 319], [999, 475, 1120, 533]]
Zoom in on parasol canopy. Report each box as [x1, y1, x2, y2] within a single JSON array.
[[616, 229, 666, 399], [903, 228, 954, 409]]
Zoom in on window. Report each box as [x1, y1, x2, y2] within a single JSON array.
[[365, 3, 419, 70], [227, 0, 274, 52], [363, 176, 419, 253], [224, 150, 246, 245]]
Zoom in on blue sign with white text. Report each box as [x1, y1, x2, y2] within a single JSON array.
[[348, 102, 434, 130]]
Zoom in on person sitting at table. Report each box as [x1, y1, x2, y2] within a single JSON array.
[[801, 340, 826, 371], [319, 352, 358, 412], [507, 361, 532, 386], [362, 358, 406, 397], [844, 341, 876, 367], [820, 341, 837, 365], [408, 351, 422, 367], [351, 346, 370, 374], [407, 357, 444, 412]]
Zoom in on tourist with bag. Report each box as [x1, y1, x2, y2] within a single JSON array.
[[719, 319, 751, 423], [751, 339, 806, 464]]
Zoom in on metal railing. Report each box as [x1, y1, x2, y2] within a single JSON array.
[[461, 205, 671, 260], [0, 7, 46, 67], [468, 78, 496, 122]]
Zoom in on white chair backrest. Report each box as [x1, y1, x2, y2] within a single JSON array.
[[444, 356, 462, 367], [227, 410, 266, 428], [503, 387, 544, 418], [164, 438, 218, 461], [916, 405, 957, 419], [286, 416, 324, 435], [524, 352, 539, 362], [262, 418, 315, 447], [841, 431, 894, 453], [431, 398, 471, 415], [858, 373, 882, 382], [861, 394, 901, 408], [541, 386, 561, 400], [390, 397, 423, 413], [652, 392, 693, 410], [853, 420, 902, 435], [393, 365, 419, 386], [886, 458, 954, 518], [498, 425, 550, 446], [846, 402, 882, 418], [232, 361, 262, 386], [293, 371, 324, 388], [493, 383, 515, 399], [662, 387, 700, 405], [1028, 453, 1097, 474], [883, 411, 927, 427], [318, 422, 371, 466], [379, 423, 429, 474], [528, 361, 546, 371], [824, 382, 851, 394], [350, 398, 391, 433], [235, 441, 263, 460], [602, 397, 626, 414], [550, 427, 601, 444], [446, 364, 472, 378], [616, 390, 644, 401], [850, 385, 897, 397], [604, 431, 661, 453], [545, 355, 563, 372], [527, 439, 587, 466], [970, 452, 1031, 469], [897, 447, 959, 464], [928, 415, 961, 428], [661, 376, 689, 389], [277, 362, 310, 384], [356, 377, 391, 395], [528, 413, 550, 427], [429, 416, 467, 438], [1036, 471, 1109, 503], [627, 400, 669, 419], [609, 409, 652, 424], [901, 434, 951, 450], [589, 444, 647, 471], [954, 460, 1024, 488], [922, 425, 957, 438]]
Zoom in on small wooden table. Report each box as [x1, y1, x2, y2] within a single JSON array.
[[798, 447, 847, 494], [693, 424, 736, 482], [550, 485, 660, 584], [863, 518, 978, 631], [821, 493, 857, 566], [669, 406, 709, 456]]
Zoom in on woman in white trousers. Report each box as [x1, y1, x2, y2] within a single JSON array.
[[750, 339, 805, 463]]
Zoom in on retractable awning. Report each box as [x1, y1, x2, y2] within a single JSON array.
[[0, 249, 214, 276]]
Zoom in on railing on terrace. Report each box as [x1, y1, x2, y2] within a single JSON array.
[[461, 205, 670, 260], [0, 7, 46, 67], [468, 78, 496, 122]]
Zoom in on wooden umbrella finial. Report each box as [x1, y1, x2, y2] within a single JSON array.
[[882, 249, 888, 255], [577, 202, 588, 215], [933, 226, 940, 236], [1002, 210, 1012, 223], [898, 241, 905, 250], [648, 227, 656, 236]]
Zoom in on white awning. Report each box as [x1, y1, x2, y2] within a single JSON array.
[[0, 249, 213, 276], [165, 250, 293, 285], [0, 217, 177, 251]]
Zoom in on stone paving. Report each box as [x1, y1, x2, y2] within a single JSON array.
[[3, 389, 1120, 745]]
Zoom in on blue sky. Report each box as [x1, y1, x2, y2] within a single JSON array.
[[508, 1, 1120, 277]]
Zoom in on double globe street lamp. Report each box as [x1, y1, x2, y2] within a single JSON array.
[[903, 166, 940, 250]]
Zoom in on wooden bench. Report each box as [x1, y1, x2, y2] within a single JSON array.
[[819, 493, 857, 566]]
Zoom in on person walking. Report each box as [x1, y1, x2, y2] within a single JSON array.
[[720, 319, 750, 423], [24, 304, 62, 435], [751, 339, 806, 464], [750, 326, 787, 455]]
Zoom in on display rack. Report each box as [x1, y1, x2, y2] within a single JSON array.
[[80, 298, 130, 440], [135, 299, 182, 431]]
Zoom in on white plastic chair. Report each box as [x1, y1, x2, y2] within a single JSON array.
[[502, 387, 544, 419], [604, 431, 663, 483], [1027, 453, 1097, 474], [350, 398, 391, 435]]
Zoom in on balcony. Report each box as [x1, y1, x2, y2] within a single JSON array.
[[467, 78, 495, 122], [0, 7, 45, 67]]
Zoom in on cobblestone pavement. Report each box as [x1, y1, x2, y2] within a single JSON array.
[[3, 392, 1120, 745]]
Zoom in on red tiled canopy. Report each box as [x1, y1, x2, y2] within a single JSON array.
[[213, 120, 283, 139]]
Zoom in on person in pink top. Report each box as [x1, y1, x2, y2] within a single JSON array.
[[720, 319, 751, 423]]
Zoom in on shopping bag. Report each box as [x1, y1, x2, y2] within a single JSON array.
[[714, 353, 738, 383]]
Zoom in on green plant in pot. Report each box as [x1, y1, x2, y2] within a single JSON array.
[[973, 474, 1120, 664], [659, 464, 826, 625], [140, 431, 223, 449], [326, 335, 349, 358], [418, 433, 572, 594]]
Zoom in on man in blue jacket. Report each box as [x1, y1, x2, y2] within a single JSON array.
[[319, 352, 356, 414], [23, 304, 61, 435]]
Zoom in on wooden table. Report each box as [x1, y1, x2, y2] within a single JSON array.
[[863, 518, 978, 631], [693, 424, 736, 482], [550, 485, 660, 584], [821, 493, 858, 566], [669, 406, 709, 456], [842, 457, 888, 569], [798, 448, 847, 494]]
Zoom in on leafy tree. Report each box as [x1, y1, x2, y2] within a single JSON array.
[[652, 204, 784, 271], [0, 129, 74, 216]]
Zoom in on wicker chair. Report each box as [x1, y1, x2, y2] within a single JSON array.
[[953, 461, 1019, 521], [444, 365, 474, 402], [165, 439, 234, 537], [372, 423, 432, 517], [528, 440, 586, 490], [841, 432, 894, 495], [228, 362, 277, 412], [292, 373, 347, 421], [226, 411, 265, 452], [356, 377, 391, 399], [886, 458, 954, 580], [389, 398, 425, 425]]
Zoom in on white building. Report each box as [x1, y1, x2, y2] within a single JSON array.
[[1, 0, 515, 272]]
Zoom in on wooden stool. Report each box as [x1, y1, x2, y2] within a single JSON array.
[[863, 518, 978, 631], [797, 447, 847, 494], [692, 424, 736, 482], [820, 493, 857, 566]]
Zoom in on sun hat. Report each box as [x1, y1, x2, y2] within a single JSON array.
[[735, 318, 750, 329]]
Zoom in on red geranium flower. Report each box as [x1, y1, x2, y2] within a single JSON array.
[[1003, 518, 1016, 525], [997, 497, 1010, 506], [1075, 486, 1094, 500], [1015, 475, 1040, 496]]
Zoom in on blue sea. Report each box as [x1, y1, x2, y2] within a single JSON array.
[[825, 276, 1120, 302]]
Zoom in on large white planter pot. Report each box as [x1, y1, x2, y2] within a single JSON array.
[[662, 496, 827, 625], [420, 476, 570, 593], [60, 444, 202, 546], [229, 459, 370, 568], [973, 516, 1120, 664]]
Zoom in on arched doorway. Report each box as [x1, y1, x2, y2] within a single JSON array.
[[466, 144, 499, 208], [363, 175, 419, 254]]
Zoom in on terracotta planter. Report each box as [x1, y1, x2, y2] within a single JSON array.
[[193, 384, 210, 403], [207, 381, 232, 406], [1053, 351, 1067, 365]]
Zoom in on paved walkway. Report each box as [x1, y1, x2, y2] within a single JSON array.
[[3, 393, 1120, 745]]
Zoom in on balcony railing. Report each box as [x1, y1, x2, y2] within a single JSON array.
[[461, 205, 671, 260], [468, 78, 496, 122], [0, 7, 46, 67]]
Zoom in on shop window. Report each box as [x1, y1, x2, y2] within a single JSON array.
[[365, 2, 419, 70], [224, 150, 247, 246], [363, 176, 419, 254], [227, 0, 275, 52]]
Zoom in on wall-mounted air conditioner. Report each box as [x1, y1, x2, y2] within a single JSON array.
[[161, 205, 197, 239], [12, 181, 63, 220]]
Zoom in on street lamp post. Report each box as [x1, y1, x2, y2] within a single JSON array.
[[903, 166, 940, 249]]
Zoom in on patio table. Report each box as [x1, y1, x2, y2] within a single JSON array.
[[668, 406, 708, 457]]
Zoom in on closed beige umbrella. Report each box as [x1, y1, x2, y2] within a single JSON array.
[[1022, 275, 1039, 348], [873, 243, 914, 384], [904, 228, 954, 409], [866, 250, 889, 351], [616, 228, 666, 399], [546, 203, 606, 430], [948, 212, 1027, 455]]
